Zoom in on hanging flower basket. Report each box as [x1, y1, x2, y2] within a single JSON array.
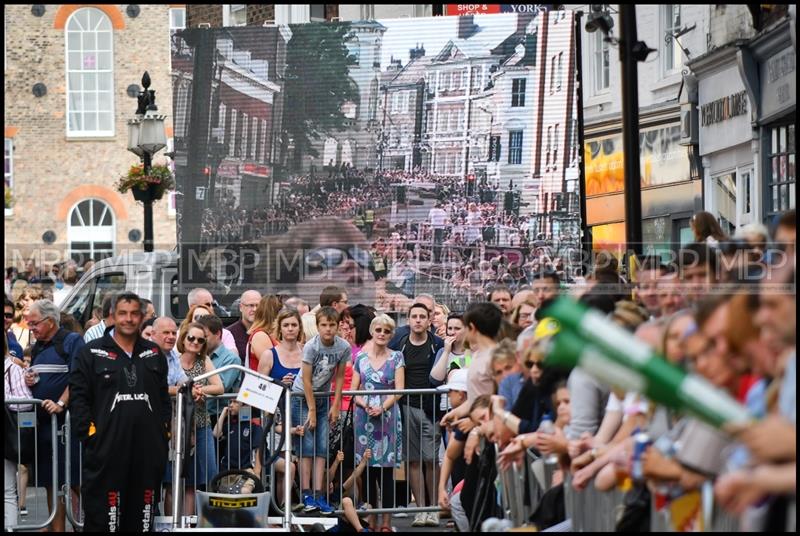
[[116, 163, 175, 203]]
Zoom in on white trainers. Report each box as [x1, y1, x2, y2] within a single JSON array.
[[412, 513, 427, 527], [425, 512, 440, 527]]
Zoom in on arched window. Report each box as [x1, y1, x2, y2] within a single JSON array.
[[68, 199, 115, 263], [66, 7, 114, 136]]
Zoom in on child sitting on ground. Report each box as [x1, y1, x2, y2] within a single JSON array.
[[327, 449, 373, 532]]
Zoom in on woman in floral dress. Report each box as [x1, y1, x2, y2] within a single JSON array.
[[350, 313, 405, 532]]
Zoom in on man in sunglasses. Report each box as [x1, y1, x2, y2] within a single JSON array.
[[70, 292, 171, 532]]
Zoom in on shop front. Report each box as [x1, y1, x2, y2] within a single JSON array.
[[691, 47, 757, 235], [584, 121, 701, 262]]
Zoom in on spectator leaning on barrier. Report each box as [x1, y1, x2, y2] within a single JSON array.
[[4, 332, 33, 530], [497, 326, 536, 410], [391, 302, 442, 528], [440, 302, 502, 428], [259, 308, 303, 404], [350, 313, 405, 532], [227, 290, 262, 362], [291, 306, 350, 516], [175, 322, 224, 516], [25, 299, 85, 533], [69, 292, 169, 532]]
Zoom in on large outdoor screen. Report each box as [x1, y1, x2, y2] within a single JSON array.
[[171, 11, 581, 313]]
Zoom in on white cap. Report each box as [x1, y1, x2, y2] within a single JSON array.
[[437, 368, 468, 393]]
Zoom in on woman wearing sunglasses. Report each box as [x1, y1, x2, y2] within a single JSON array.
[[491, 319, 567, 439], [350, 314, 405, 532], [176, 322, 224, 516]]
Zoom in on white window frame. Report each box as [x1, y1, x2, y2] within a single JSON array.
[[736, 166, 755, 227], [708, 170, 737, 235], [223, 5, 247, 27], [591, 31, 610, 94], [549, 55, 555, 94], [65, 7, 115, 138], [5, 138, 13, 217], [556, 52, 564, 91], [508, 130, 523, 165], [661, 5, 682, 76], [511, 78, 526, 107], [67, 198, 116, 262], [169, 7, 186, 30]]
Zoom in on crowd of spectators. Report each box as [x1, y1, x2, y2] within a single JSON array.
[[8, 197, 794, 532]]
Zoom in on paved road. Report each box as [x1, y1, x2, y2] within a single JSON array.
[[12, 488, 452, 532]]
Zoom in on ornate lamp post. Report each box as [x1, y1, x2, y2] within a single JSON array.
[[127, 72, 167, 253]]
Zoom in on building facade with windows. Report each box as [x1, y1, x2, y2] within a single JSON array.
[[688, 5, 795, 233], [576, 3, 710, 259], [4, 4, 176, 267]]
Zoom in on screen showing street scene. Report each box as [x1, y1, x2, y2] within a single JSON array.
[[171, 11, 581, 313]]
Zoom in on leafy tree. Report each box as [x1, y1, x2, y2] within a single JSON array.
[[281, 22, 358, 171]]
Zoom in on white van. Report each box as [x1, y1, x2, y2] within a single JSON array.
[[59, 251, 180, 325]]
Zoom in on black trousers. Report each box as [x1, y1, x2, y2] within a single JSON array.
[[362, 467, 395, 509], [81, 433, 168, 532]]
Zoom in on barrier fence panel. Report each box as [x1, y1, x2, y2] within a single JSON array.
[[168, 364, 294, 532], [4, 399, 59, 532], [286, 388, 446, 521], [62, 413, 84, 531], [562, 474, 626, 532]]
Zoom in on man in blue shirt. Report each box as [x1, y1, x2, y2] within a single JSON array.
[[150, 316, 187, 394], [24, 299, 85, 533], [198, 314, 241, 421]]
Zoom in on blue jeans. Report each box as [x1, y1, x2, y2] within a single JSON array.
[[291, 395, 330, 459]]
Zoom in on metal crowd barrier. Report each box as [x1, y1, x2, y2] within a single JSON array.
[[563, 474, 626, 532], [4, 399, 59, 532], [169, 364, 294, 532], [284, 388, 445, 518]]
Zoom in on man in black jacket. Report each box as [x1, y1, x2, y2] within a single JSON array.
[[70, 292, 171, 532]]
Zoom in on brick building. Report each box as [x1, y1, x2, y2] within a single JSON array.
[[4, 4, 177, 268]]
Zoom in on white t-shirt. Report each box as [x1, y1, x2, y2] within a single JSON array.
[[429, 207, 448, 228]]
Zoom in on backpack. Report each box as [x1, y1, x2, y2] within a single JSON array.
[[31, 328, 73, 365]]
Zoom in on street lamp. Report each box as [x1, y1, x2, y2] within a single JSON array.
[[127, 72, 167, 253]]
